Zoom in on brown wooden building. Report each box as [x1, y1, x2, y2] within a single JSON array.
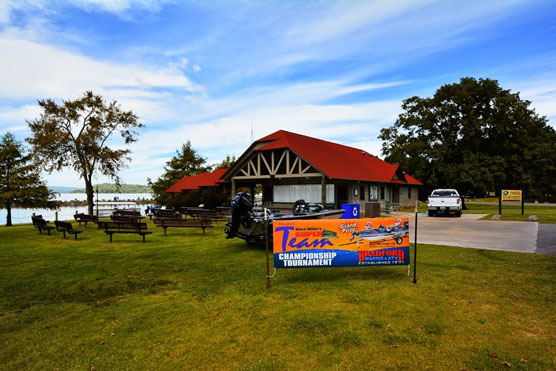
[[222, 130, 422, 209]]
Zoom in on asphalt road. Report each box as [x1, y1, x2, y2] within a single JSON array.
[[536, 224, 556, 256], [401, 213, 545, 254]]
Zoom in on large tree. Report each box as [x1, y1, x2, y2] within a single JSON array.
[[0, 132, 57, 226], [27, 91, 143, 215], [214, 154, 236, 170], [380, 77, 556, 200], [148, 141, 211, 207]]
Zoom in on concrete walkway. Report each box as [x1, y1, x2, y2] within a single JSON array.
[[398, 213, 539, 253]]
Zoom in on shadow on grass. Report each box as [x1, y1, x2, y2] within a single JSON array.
[[279, 266, 409, 284], [7, 278, 176, 311]]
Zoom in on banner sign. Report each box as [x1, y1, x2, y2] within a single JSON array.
[[273, 218, 410, 269], [501, 190, 522, 202]]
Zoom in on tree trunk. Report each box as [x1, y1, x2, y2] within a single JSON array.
[[5, 201, 12, 227], [85, 178, 94, 216]]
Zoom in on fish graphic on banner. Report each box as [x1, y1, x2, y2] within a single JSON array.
[[273, 218, 410, 268]]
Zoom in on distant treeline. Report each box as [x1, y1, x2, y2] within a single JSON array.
[[70, 183, 152, 193]]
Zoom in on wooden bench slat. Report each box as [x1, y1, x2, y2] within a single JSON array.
[[99, 221, 152, 243]]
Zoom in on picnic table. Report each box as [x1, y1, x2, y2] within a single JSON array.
[[73, 213, 99, 227], [153, 218, 213, 235]]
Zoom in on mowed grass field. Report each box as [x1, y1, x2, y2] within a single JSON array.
[[1, 220, 555, 370], [469, 203, 556, 224]]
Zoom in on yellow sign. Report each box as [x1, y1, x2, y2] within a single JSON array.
[[501, 190, 522, 202]]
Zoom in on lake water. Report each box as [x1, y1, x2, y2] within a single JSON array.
[[57, 193, 152, 202], [0, 193, 153, 225]]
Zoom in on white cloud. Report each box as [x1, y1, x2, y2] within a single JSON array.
[[119, 98, 402, 183], [0, 104, 41, 126], [0, 35, 200, 100], [503, 77, 556, 127], [3, 0, 552, 187], [287, 1, 421, 46]]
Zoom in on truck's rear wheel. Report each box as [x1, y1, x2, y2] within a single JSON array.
[[427, 210, 434, 217], [455, 211, 462, 217]]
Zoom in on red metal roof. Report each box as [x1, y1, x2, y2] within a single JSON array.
[[253, 130, 422, 185], [166, 168, 228, 193]]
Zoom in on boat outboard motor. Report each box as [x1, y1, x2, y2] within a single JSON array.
[[225, 192, 254, 239]]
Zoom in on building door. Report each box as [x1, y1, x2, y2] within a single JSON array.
[[337, 185, 348, 205], [392, 185, 399, 203]]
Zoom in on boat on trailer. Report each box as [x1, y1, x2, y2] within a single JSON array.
[[224, 192, 344, 244]]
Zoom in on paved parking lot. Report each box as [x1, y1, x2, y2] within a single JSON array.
[[401, 213, 540, 253]]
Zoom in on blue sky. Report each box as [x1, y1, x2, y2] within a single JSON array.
[[1, 0, 555, 187]]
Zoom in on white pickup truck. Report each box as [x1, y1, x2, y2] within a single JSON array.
[[427, 189, 462, 217]]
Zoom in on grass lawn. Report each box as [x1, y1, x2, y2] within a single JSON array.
[[468, 203, 556, 224], [418, 203, 556, 223], [1, 220, 555, 370]]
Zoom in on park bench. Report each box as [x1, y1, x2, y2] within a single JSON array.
[[31, 215, 55, 235], [98, 221, 152, 243], [54, 221, 83, 240], [112, 210, 144, 220], [110, 215, 141, 223], [73, 213, 99, 227], [153, 218, 213, 235], [153, 209, 182, 219], [182, 207, 227, 223], [216, 207, 231, 217]]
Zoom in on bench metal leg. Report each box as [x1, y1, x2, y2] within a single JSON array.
[[63, 231, 66, 238], [142, 234, 146, 243], [110, 233, 112, 243], [202, 227, 206, 234], [74, 233, 77, 240], [164, 227, 167, 236]]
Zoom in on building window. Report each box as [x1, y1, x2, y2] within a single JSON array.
[[360, 186, 365, 201], [380, 186, 385, 200], [408, 187, 412, 199], [369, 185, 378, 201]]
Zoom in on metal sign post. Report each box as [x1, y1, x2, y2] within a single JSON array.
[[413, 200, 418, 284], [501, 189, 524, 216], [264, 208, 271, 289]]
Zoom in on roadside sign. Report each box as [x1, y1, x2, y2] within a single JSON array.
[[499, 189, 524, 216], [273, 218, 409, 268], [501, 190, 522, 202]]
